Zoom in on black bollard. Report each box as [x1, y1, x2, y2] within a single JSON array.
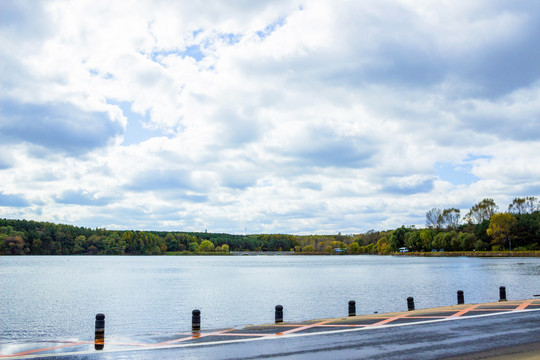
[[499, 286, 507, 302], [192, 309, 201, 331], [457, 290, 464, 305], [275, 305, 283, 323], [94, 314, 105, 351], [348, 300, 356, 317], [407, 297, 415, 311]]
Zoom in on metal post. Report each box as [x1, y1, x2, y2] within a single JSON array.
[[407, 297, 415, 311], [192, 309, 201, 331], [348, 300, 356, 317], [499, 286, 507, 302], [457, 290, 464, 305], [94, 314, 105, 350], [275, 305, 283, 323]]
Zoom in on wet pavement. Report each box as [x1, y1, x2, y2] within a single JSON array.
[[2, 299, 539, 359]]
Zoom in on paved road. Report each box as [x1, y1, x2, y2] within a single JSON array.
[[64, 309, 540, 360], [3, 301, 539, 359]]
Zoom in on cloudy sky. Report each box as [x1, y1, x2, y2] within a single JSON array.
[[1, 0, 539, 234]]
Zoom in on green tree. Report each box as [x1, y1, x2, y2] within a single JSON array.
[[199, 240, 215, 252], [376, 237, 392, 254], [487, 213, 517, 250], [188, 242, 200, 252], [419, 229, 434, 251], [458, 232, 476, 251], [405, 231, 421, 251], [348, 242, 360, 253], [73, 235, 86, 254], [431, 231, 456, 250], [511, 212, 540, 249], [388, 227, 409, 251], [1, 235, 25, 255], [221, 244, 230, 253], [303, 244, 315, 252], [474, 239, 490, 251], [164, 233, 177, 251]]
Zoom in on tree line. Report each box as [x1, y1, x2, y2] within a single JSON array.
[[0, 219, 299, 255], [351, 197, 539, 254], [1, 197, 539, 255]]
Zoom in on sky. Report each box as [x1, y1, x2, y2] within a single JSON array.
[[1, 0, 539, 235]]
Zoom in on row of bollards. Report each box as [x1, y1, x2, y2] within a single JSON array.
[[93, 286, 509, 350], [406, 286, 508, 312]]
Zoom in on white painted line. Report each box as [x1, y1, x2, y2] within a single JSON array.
[[4, 308, 540, 359]]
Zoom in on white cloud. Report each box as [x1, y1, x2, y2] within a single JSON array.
[[1, 0, 539, 233]]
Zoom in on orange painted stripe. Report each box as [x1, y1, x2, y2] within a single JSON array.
[[157, 329, 232, 345], [277, 320, 333, 336], [104, 341, 154, 347], [514, 299, 534, 311], [212, 332, 275, 337], [0, 341, 92, 358], [365, 312, 410, 327], [449, 304, 479, 318]]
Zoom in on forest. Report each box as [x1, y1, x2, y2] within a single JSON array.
[[1, 197, 539, 255]]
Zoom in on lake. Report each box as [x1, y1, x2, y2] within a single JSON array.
[[1, 255, 539, 344]]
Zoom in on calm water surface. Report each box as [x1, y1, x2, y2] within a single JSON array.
[[1, 255, 539, 343]]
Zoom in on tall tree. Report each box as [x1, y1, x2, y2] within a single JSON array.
[[426, 208, 442, 229], [441, 208, 460, 230], [508, 197, 539, 214], [465, 199, 498, 224], [487, 213, 517, 250]]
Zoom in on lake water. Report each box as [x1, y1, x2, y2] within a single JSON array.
[[1, 255, 539, 344]]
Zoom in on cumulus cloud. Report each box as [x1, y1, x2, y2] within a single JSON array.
[[0, 100, 123, 155], [1, 0, 539, 233], [0, 193, 29, 208], [55, 190, 117, 206]]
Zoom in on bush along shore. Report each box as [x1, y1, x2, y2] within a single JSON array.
[[1, 197, 539, 256], [394, 251, 540, 257]]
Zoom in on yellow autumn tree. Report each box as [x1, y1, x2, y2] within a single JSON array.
[[487, 213, 517, 250]]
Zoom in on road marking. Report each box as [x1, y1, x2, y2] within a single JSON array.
[[277, 320, 333, 335], [449, 304, 480, 318], [2, 303, 539, 359], [365, 312, 410, 326], [157, 329, 233, 345], [0, 342, 92, 358], [514, 299, 534, 311], [215, 332, 275, 337]]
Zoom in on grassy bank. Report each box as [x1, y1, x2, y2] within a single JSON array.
[[164, 251, 232, 256], [394, 251, 540, 257]]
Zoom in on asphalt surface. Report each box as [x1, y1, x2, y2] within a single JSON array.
[[79, 310, 540, 360], [2, 300, 539, 359]]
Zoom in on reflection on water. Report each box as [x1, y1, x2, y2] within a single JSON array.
[[1, 255, 539, 343]]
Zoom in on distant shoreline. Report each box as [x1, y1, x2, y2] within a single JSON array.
[[391, 251, 540, 257], [171, 250, 540, 257], [4, 251, 540, 257]]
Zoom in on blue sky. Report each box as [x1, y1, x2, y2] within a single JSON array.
[[1, 0, 539, 234]]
